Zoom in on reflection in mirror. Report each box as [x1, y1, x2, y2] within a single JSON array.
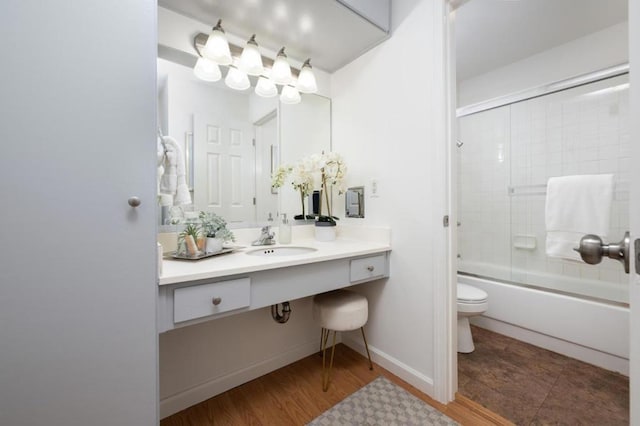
[[157, 58, 331, 229]]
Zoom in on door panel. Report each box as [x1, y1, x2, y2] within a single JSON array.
[[0, 1, 158, 425]]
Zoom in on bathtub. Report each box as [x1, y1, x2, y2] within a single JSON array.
[[458, 273, 629, 375]]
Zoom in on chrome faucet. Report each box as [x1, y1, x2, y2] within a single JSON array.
[[252, 225, 276, 246]]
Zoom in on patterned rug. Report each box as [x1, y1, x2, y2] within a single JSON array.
[[308, 376, 459, 426]]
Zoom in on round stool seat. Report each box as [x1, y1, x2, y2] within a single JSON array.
[[312, 290, 368, 331]]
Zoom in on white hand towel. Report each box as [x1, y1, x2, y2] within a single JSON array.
[[159, 136, 192, 206], [545, 174, 614, 261]]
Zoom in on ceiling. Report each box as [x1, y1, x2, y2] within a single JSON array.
[[455, 0, 627, 81], [158, 0, 389, 73]]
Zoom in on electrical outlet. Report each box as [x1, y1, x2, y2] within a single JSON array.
[[370, 178, 379, 198]]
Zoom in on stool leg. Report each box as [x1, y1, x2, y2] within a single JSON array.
[[319, 328, 325, 354], [360, 327, 374, 371], [321, 329, 337, 392]]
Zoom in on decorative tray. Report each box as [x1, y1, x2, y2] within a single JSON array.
[[165, 246, 244, 261]]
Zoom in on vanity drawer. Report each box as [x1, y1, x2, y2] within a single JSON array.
[[174, 278, 250, 323], [350, 255, 386, 282]]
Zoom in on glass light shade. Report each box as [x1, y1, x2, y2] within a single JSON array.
[[255, 76, 278, 98], [202, 28, 232, 65], [271, 48, 293, 85], [280, 85, 301, 104], [225, 64, 250, 91], [193, 57, 222, 82], [296, 60, 318, 93], [239, 36, 264, 76]]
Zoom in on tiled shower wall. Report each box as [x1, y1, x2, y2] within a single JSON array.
[[458, 74, 630, 303]]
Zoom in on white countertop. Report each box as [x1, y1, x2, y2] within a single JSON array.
[[158, 225, 391, 286]]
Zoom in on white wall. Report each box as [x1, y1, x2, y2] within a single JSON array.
[[0, 1, 158, 425], [458, 21, 628, 107], [331, 0, 448, 396]]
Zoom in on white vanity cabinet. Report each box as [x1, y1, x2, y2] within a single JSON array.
[[158, 252, 390, 333]]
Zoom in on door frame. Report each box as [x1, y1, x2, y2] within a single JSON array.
[[433, 0, 457, 403], [442, 1, 639, 421], [628, 0, 639, 421]]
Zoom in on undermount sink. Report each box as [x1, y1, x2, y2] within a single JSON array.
[[246, 246, 317, 257]]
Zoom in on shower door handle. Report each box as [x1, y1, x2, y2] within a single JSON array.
[[574, 231, 630, 273]]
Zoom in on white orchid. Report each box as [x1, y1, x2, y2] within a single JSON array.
[[271, 164, 292, 189]]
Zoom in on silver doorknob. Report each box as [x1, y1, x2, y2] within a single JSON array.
[[212, 297, 222, 306], [574, 231, 630, 273], [128, 196, 141, 207]]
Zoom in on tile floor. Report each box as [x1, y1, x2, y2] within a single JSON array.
[[458, 326, 629, 425]]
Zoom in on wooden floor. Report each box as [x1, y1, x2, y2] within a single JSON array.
[[161, 344, 512, 425]]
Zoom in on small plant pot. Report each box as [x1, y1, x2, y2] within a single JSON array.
[[314, 221, 336, 242], [205, 237, 224, 254]]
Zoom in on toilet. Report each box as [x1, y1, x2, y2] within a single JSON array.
[[457, 283, 488, 353]]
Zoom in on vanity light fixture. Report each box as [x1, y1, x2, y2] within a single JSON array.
[[280, 85, 301, 104], [239, 34, 264, 76], [296, 59, 318, 94], [202, 20, 232, 65], [193, 56, 222, 82], [271, 47, 293, 85], [255, 74, 278, 98], [224, 60, 250, 91], [192, 26, 318, 102]]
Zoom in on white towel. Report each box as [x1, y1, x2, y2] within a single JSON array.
[[545, 174, 614, 261], [159, 136, 192, 206]]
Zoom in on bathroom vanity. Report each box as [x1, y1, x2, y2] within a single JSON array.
[[158, 225, 391, 333]]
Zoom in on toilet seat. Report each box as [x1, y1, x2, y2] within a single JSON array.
[[457, 283, 487, 304]]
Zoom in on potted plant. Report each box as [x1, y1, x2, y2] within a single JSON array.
[[178, 222, 201, 257], [198, 211, 235, 254], [312, 152, 346, 241]]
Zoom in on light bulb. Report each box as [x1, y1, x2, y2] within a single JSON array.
[[280, 85, 301, 104], [296, 59, 318, 93], [271, 47, 293, 85], [225, 61, 250, 91], [255, 75, 277, 98], [193, 57, 221, 82], [239, 34, 264, 76], [202, 20, 232, 65]]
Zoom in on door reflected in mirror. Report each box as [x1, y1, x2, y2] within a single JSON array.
[[157, 58, 331, 229]]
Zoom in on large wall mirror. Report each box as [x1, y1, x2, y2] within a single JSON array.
[[157, 58, 331, 229], [156, 0, 390, 230]]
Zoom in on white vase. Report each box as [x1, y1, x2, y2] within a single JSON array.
[[314, 223, 336, 241], [205, 237, 224, 254]]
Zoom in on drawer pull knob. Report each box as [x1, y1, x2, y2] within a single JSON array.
[[367, 266, 375, 272], [212, 297, 222, 306]]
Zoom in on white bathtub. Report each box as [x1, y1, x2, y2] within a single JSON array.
[[459, 273, 629, 375]]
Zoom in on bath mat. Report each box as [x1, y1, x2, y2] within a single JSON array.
[[307, 376, 459, 426]]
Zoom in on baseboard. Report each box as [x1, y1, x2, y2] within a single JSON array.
[[342, 335, 435, 397], [472, 316, 629, 375], [160, 339, 320, 419]]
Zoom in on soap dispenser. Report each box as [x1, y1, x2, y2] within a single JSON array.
[[279, 213, 292, 244]]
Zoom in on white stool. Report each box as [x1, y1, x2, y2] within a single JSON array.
[[312, 289, 373, 391]]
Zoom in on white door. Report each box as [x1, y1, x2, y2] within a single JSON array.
[[194, 114, 256, 223], [254, 111, 279, 222], [628, 0, 639, 422], [0, 1, 158, 425]]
